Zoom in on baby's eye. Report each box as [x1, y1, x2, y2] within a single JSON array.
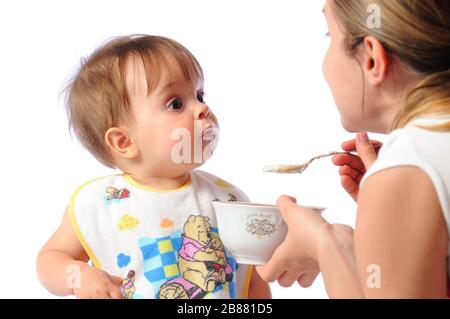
[[197, 92, 205, 104], [167, 98, 184, 111]]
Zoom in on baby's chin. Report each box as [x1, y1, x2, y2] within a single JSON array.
[[173, 156, 213, 173], [192, 147, 215, 168]]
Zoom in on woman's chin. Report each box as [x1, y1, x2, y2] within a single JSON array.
[[340, 118, 360, 133]]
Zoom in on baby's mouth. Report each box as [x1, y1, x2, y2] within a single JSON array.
[[201, 125, 219, 141]]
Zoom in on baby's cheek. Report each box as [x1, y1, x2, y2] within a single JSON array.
[[140, 129, 172, 162], [164, 137, 196, 166]]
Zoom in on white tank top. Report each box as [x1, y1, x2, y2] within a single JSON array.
[[69, 170, 252, 299], [361, 117, 450, 281]]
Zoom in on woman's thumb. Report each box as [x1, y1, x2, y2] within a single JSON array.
[[276, 195, 298, 221], [356, 132, 377, 169]]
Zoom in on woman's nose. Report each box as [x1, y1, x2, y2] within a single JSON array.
[[194, 101, 210, 120]]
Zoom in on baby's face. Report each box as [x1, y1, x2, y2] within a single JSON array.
[[125, 58, 219, 176]]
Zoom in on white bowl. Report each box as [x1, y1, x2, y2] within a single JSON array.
[[212, 201, 326, 265]]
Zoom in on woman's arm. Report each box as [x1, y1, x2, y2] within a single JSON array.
[[317, 224, 363, 298], [319, 167, 448, 298], [353, 166, 448, 298]]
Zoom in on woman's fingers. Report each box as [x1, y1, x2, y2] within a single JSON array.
[[341, 138, 383, 152], [297, 271, 319, 288], [341, 175, 359, 201], [278, 266, 320, 288], [334, 136, 376, 202], [297, 272, 319, 288], [332, 153, 366, 173], [255, 249, 286, 283], [355, 132, 378, 169], [278, 271, 300, 288], [333, 152, 364, 202], [258, 196, 327, 286], [276, 195, 299, 222], [339, 165, 363, 181]]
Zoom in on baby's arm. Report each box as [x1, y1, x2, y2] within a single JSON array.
[[36, 207, 123, 298], [247, 267, 271, 299]]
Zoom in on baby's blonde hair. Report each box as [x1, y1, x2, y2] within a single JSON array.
[[331, 0, 450, 131], [64, 34, 203, 167]]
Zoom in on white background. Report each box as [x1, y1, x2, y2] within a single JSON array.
[[0, 0, 383, 298]]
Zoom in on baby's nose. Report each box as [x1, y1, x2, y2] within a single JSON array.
[[194, 102, 210, 120]]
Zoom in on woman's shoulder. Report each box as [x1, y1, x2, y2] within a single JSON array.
[[362, 124, 450, 187], [360, 124, 450, 224], [357, 127, 448, 230]]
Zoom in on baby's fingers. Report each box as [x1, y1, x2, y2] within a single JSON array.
[[108, 284, 125, 299], [110, 275, 124, 286], [92, 288, 112, 299]]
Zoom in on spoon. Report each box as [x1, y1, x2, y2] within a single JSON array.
[[263, 144, 382, 174]]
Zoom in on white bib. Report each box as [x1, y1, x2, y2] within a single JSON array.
[[69, 170, 252, 299]]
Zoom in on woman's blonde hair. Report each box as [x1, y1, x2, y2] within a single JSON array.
[[65, 34, 203, 167], [331, 0, 450, 131]]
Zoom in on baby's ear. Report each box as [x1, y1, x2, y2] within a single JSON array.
[[105, 127, 139, 160]]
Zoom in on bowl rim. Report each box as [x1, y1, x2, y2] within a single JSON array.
[[212, 200, 326, 212], [212, 200, 276, 208]]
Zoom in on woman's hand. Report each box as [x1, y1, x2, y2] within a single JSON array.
[[256, 195, 356, 291], [332, 132, 382, 201], [256, 133, 380, 291], [255, 195, 329, 288]]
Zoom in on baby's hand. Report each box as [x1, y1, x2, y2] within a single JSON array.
[[72, 265, 124, 299]]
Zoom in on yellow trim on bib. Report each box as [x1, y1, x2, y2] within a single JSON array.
[[68, 175, 119, 270], [242, 265, 254, 299], [123, 173, 191, 192]]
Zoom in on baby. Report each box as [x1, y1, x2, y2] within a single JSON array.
[[37, 34, 270, 299]]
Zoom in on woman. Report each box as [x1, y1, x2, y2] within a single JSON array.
[[257, 0, 450, 298]]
